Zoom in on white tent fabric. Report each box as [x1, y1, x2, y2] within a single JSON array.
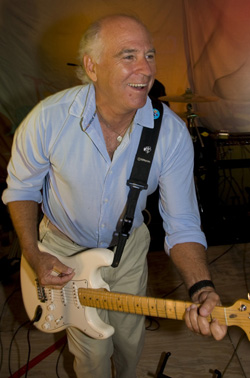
[[0, 0, 187, 128], [184, 0, 250, 133], [0, 0, 250, 178]]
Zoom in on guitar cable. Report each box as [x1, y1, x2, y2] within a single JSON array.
[[0, 287, 20, 375], [145, 316, 160, 331], [8, 306, 43, 378], [55, 338, 67, 378], [8, 319, 30, 377], [8, 304, 66, 378]]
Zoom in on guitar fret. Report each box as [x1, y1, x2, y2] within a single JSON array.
[[224, 307, 228, 326], [155, 299, 166, 317], [115, 295, 122, 311], [145, 297, 150, 316], [174, 301, 177, 319], [107, 292, 114, 311], [114, 294, 120, 311], [128, 295, 136, 313], [163, 298, 167, 317], [102, 297, 108, 310], [148, 297, 156, 316], [128, 295, 134, 313], [135, 296, 143, 315]]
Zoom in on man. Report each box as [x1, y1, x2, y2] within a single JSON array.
[[2, 14, 227, 378]]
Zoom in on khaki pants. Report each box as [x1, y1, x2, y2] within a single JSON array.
[[39, 218, 150, 378]]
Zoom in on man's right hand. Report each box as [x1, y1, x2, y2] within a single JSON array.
[[26, 246, 75, 289]]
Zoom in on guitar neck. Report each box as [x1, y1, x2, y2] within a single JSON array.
[[78, 288, 227, 325]]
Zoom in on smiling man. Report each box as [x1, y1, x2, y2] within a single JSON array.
[[83, 15, 157, 159], [2, 14, 226, 378]]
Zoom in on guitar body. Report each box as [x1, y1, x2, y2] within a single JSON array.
[[20, 242, 115, 339], [21, 243, 250, 341]]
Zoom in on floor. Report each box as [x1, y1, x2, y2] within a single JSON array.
[[0, 231, 250, 378]]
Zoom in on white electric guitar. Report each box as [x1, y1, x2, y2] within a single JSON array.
[[20, 242, 250, 340]]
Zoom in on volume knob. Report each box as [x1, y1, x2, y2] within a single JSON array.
[[42, 322, 51, 330], [47, 303, 55, 311], [45, 314, 54, 322]]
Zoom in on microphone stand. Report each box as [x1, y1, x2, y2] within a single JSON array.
[[186, 103, 204, 148]]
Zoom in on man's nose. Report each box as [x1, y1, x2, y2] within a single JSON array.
[[136, 57, 155, 76]]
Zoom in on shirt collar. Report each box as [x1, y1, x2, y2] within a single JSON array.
[[69, 84, 154, 129], [134, 96, 154, 129]]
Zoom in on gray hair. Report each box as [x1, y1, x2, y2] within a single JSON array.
[[76, 19, 104, 84], [76, 14, 149, 84]]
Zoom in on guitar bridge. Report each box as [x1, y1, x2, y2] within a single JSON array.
[[35, 278, 47, 303]]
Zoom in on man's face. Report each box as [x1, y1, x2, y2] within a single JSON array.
[[92, 17, 156, 115]]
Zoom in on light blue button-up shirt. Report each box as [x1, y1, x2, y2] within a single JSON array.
[[2, 84, 207, 253]]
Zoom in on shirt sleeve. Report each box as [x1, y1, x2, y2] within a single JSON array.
[[2, 102, 50, 204], [158, 115, 207, 254]]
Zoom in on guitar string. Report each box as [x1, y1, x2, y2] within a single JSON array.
[[41, 289, 201, 322]]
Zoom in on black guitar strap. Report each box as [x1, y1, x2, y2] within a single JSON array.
[[112, 100, 163, 267]]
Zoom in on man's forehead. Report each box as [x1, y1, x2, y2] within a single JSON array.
[[101, 17, 152, 41], [100, 17, 154, 55]]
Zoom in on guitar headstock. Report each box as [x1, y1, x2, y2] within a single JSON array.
[[227, 299, 250, 341]]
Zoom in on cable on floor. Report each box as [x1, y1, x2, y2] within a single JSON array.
[[8, 320, 30, 377], [55, 337, 67, 378], [8, 305, 42, 377], [145, 316, 160, 331], [0, 287, 20, 374], [222, 332, 247, 377]]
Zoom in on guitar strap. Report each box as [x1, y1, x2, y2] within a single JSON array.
[[112, 99, 163, 267]]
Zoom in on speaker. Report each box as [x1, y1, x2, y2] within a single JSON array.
[[195, 131, 250, 245]]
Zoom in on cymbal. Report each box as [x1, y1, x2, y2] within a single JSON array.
[[159, 88, 218, 103]]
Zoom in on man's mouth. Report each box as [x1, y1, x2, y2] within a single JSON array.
[[128, 83, 147, 89]]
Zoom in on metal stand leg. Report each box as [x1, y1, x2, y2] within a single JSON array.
[[214, 369, 222, 378], [155, 352, 172, 378]]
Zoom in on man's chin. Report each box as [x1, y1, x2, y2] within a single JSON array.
[[130, 96, 148, 110]]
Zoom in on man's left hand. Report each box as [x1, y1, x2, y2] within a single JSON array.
[[184, 291, 228, 340]]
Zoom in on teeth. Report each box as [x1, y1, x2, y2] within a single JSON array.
[[128, 84, 147, 88]]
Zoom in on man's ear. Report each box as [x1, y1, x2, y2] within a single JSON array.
[[83, 55, 97, 82]]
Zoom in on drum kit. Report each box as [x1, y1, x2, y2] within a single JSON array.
[[159, 87, 218, 104], [159, 88, 218, 147]]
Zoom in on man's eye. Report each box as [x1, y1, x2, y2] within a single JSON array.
[[124, 55, 134, 60], [146, 54, 155, 60]]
